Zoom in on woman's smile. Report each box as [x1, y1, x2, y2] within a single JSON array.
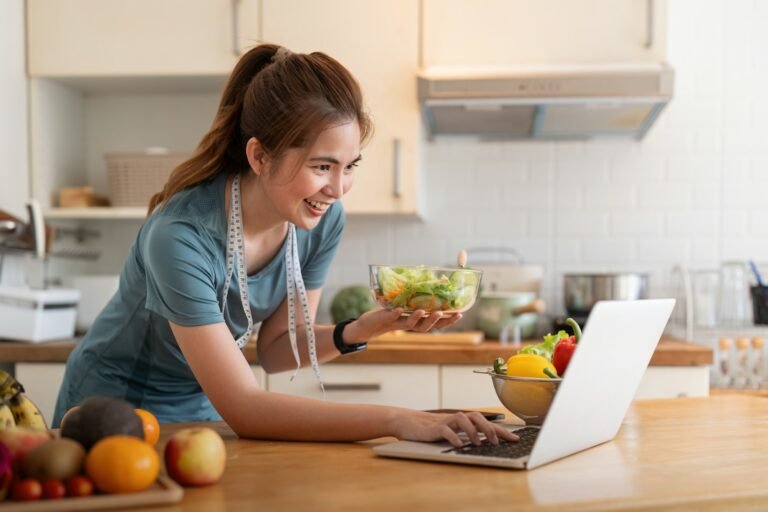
[[303, 198, 332, 215]]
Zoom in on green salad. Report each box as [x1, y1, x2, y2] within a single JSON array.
[[374, 266, 479, 312]]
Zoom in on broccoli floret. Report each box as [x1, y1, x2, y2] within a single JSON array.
[[330, 285, 377, 323]]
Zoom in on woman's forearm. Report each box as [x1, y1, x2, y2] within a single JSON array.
[[228, 387, 403, 441], [257, 323, 345, 373]]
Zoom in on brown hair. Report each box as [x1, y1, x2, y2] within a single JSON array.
[[147, 43, 372, 214]]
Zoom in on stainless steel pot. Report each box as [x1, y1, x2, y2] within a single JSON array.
[[564, 273, 648, 315]]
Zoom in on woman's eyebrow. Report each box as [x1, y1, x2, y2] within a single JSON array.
[[309, 155, 362, 165]]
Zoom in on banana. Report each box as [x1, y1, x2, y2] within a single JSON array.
[[0, 399, 15, 430], [9, 394, 47, 432], [0, 370, 24, 403]]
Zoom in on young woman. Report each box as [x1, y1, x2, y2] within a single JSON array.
[[53, 44, 516, 448]]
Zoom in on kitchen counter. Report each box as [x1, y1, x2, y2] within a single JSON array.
[[0, 335, 712, 366], [136, 395, 767, 512]]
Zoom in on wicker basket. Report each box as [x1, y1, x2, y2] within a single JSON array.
[[105, 152, 188, 207]]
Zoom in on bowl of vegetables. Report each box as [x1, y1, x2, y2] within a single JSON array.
[[369, 265, 482, 315], [475, 319, 582, 425]]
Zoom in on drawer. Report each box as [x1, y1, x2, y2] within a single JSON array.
[[267, 364, 439, 410]]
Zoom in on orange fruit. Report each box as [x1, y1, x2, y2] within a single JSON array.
[[134, 409, 160, 446], [85, 435, 159, 493]]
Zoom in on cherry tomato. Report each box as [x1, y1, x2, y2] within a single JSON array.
[[42, 479, 66, 499], [12, 478, 42, 501], [65, 475, 95, 497]]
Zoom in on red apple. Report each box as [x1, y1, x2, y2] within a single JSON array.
[[164, 427, 226, 486], [0, 428, 51, 467]]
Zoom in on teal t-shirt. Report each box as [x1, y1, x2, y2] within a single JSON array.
[[53, 172, 344, 426]]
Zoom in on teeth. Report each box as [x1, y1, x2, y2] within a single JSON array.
[[305, 199, 329, 211]]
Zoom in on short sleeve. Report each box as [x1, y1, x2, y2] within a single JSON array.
[[143, 216, 224, 326], [302, 202, 345, 289]]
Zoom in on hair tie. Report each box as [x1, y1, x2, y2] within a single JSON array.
[[271, 47, 293, 64]]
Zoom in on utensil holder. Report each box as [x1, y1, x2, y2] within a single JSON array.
[[750, 286, 768, 325]]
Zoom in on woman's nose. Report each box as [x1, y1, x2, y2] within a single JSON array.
[[323, 173, 344, 198]]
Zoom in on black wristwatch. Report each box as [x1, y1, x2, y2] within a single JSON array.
[[333, 318, 368, 355]]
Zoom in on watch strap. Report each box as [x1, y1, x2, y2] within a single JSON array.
[[333, 318, 368, 355]]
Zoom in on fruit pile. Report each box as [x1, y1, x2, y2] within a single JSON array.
[[0, 372, 227, 503]]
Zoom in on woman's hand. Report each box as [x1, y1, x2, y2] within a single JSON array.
[[389, 409, 519, 448], [343, 308, 463, 343]]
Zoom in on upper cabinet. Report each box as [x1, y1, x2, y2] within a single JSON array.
[[25, 0, 420, 217], [262, 0, 421, 215], [422, 0, 667, 67], [27, 0, 260, 77]]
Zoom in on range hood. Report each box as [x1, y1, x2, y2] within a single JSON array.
[[417, 63, 674, 141]]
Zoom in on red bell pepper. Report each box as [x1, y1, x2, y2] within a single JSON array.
[[552, 318, 582, 376]]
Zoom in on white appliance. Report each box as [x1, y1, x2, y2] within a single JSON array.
[[0, 286, 80, 342]]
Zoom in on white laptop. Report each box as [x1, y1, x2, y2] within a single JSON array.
[[373, 299, 676, 470]]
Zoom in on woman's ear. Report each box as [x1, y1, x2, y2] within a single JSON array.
[[245, 137, 268, 176]]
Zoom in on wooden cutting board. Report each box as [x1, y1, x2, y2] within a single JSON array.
[[371, 330, 485, 345], [0, 475, 183, 511]]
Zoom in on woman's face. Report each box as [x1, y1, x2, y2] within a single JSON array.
[[261, 120, 361, 230]]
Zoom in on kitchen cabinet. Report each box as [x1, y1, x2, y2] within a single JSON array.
[[26, 0, 421, 220], [27, 0, 260, 77], [422, 0, 666, 68], [267, 364, 440, 410], [261, 0, 421, 214], [12, 362, 266, 426]]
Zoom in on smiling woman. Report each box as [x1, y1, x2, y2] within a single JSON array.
[[51, 43, 515, 449]]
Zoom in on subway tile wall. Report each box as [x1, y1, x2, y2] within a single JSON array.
[[318, 0, 768, 323]]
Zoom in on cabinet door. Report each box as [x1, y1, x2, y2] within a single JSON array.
[[440, 365, 501, 410], [262, 0, 420, 214], [423, 0, 666, 67], [27, 0, 260, 76], [267, 364, 440, 409], [15, 363, 66, 426]]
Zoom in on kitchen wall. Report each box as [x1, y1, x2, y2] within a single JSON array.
[[320, 0, 768, 322]]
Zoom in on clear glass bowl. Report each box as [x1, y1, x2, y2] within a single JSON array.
[[476, 370, 562, 425], [369, 265, 482, 315]]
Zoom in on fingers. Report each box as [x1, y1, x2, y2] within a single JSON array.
[[431, 313, 462, 331], [466, 412, 499, 445], [441, 424, 464, 448], [451, 412, 482, 445], [497, 425, 520, 442]]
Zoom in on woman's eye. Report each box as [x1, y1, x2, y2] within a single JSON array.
[[344, 162, 359, 172], [313, 164, 331, 172]]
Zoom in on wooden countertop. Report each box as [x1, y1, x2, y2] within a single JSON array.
[[134, 396, 767, 512], [0, 335, 712, 366]]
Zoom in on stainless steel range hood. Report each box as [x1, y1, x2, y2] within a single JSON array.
[[418, 63, 674, 141]]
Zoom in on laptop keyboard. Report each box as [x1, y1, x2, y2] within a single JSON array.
[[443, 427, 540, 459]]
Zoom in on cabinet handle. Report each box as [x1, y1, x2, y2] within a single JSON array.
[[645, 0, 654, 49], [392, 138, 402, 198], [323, 383, 381, 392], [231, 0, 242, 56]]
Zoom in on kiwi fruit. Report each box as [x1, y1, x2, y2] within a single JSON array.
[[22, 438, 86, 481], [60, 395, 144, 450]]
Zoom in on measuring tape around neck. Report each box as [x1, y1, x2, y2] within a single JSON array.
[[222, 174, 323, 391]]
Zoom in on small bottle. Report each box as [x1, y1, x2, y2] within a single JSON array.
[[716, 337, 733, 388], [734, 337, 750, 389], [750, 337, 765, 389]]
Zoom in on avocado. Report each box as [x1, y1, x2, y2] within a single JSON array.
[[60, 395, 144, 450]]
